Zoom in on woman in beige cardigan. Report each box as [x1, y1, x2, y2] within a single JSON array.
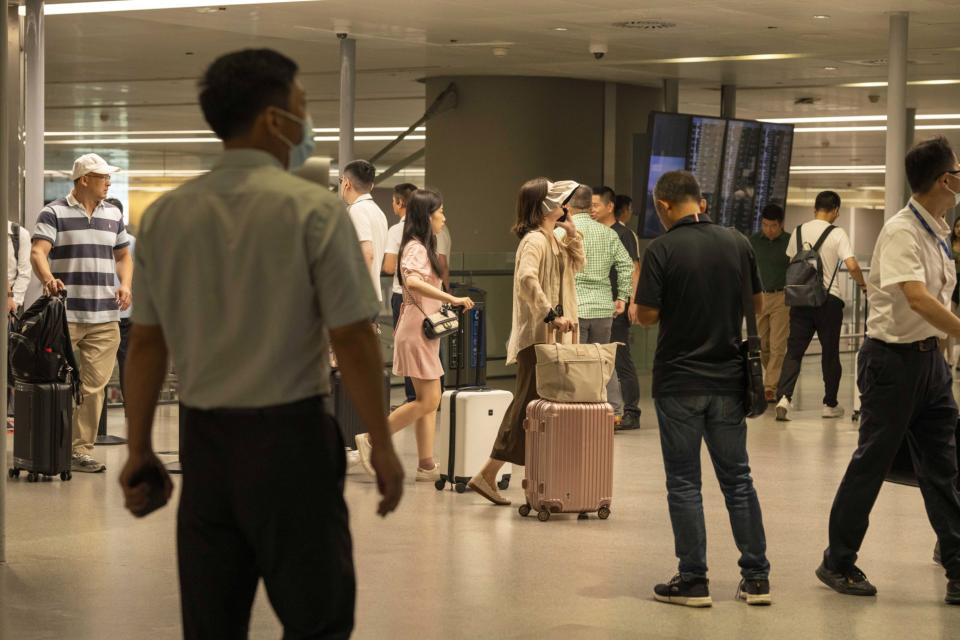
[[468, 177, 585, 505]]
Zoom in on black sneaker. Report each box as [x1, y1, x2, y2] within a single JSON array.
[[737, 578, 772, 606], [615, 413, 641, 432], [653, 574, 712, 608], [815, 562, 877, 596], [948, 580, 960, 606]]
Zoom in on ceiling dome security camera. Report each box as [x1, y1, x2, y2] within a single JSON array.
[[589, 43, 608, 60]]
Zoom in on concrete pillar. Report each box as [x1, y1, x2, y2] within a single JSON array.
[[720, 84, 736, 120], [885, 12, 909, 219], [23, 0, 43, 307], [338, 36, 356, 170], [905, 107, 916, 203], [603, 82, 616, 186], [0, 0, 8, 565], [663, 78, 679, 113], [4, 1, 19, 224]]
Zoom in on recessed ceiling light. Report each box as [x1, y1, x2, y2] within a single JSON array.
[[638, 53, 804, 64], [823, 66, 839, 71], [19, 0, 320, 16], [813, 15, 831, 20], [553, 27, 568, 32], [842, 79, 960, 87]]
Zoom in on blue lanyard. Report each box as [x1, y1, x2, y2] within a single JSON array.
[[909, 203, 953, 259]]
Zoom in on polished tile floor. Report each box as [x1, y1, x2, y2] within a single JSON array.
[[2, 354, 959, 639]]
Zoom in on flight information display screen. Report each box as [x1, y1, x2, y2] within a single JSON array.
[[637, 112, 795, 238]]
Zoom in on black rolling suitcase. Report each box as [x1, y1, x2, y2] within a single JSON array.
[[331, 368, 390, 446], [9, 382, 74, 482], [446, 284, 487, 388]]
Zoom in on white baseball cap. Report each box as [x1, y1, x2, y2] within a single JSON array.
[[70, 153, 120, 181], [542, 180, 580, 213]]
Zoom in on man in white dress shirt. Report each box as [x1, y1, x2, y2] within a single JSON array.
[[340, 159, 388, 303], [816, 137, 960, 605]]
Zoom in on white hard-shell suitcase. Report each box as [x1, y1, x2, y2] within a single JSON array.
[[435, 387, 513, 493]]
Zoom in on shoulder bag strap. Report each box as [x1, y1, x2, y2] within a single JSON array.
[[796, 225, 804, 252], [738, 236, 760, 353], [812, 226, 841, 294], [811, 225, 836, 252]]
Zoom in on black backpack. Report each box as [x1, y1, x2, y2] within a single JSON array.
[[784, 225, 840, 308], [9, 292, 82, 404]]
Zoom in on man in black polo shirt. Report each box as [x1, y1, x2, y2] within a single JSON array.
[[749, 204, 791, 402], [634, 170, 771, 608]]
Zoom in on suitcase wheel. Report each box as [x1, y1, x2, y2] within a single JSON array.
[[578, 513, 589, 521], [537, 510, 551, 522], [27, 472, 39, 483], [434, 478, 446, 491], [497, 476, 510, 491], [598, 507, 611, 520], [60, 471, 72, 482], [7, 467, 19, 479], [454, 482, 467, 494], [518, 503, 531, 517]]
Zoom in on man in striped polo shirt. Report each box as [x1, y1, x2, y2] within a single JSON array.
[[30, 153, 133, 473]]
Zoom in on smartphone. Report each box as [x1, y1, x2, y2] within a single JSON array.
[[128, 465, 170, 518], [558, 212, 568, 223]]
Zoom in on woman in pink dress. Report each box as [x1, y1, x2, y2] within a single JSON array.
[[356, 190, 474, 481]]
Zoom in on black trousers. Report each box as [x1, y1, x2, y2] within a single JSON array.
[[391, 292, 416, 402], [825, 338, 960, 580], [610, 311, 641, 417], [776, 295, 844, 406], [98, 318, 132, 433], [178, 397, 355, 639]]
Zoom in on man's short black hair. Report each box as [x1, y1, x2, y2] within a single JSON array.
[[593, 185, 615, 206], [761, 203, 784, 223], [654, 171, 701, 204], [199, 49, 298, 141], [814, 190, 841, 213], [104, 197, 124, 214], [343, 160, 376, 192], [614, 194, 632, 218], [906, 136, 957, 194], [393, 182, 418, 206]]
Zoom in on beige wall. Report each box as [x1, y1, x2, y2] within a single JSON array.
[[425, 76, 660, 255]]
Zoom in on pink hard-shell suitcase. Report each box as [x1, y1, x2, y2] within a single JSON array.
[[520, 399, 615, 522]]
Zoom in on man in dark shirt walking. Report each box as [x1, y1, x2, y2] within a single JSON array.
[[634, 171, 771, 608], [594, 187, 642, 430], [749, 204, 791, 402]]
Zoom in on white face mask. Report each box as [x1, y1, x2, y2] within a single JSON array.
[[946, 184, 960, 207], [274, 109, 315, 171]]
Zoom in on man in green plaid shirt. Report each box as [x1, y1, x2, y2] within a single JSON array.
[[558, 186, 633, 345]]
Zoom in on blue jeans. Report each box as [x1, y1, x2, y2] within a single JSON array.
[[655, 395, 770, 581]]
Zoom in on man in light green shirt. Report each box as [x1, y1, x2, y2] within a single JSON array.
[[558, 185, 633, 345]]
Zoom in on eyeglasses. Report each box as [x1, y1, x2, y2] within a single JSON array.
[[87, 173, 111, 182]]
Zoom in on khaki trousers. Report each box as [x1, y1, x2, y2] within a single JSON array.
[[757, 292, 789, 394], [69, 322, 121, 455]]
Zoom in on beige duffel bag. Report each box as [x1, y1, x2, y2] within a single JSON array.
[[534, 329, 618, 403]]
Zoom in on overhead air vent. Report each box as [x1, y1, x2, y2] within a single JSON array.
[[794, 96, 822, 105], [613, 20, 676, 31]]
